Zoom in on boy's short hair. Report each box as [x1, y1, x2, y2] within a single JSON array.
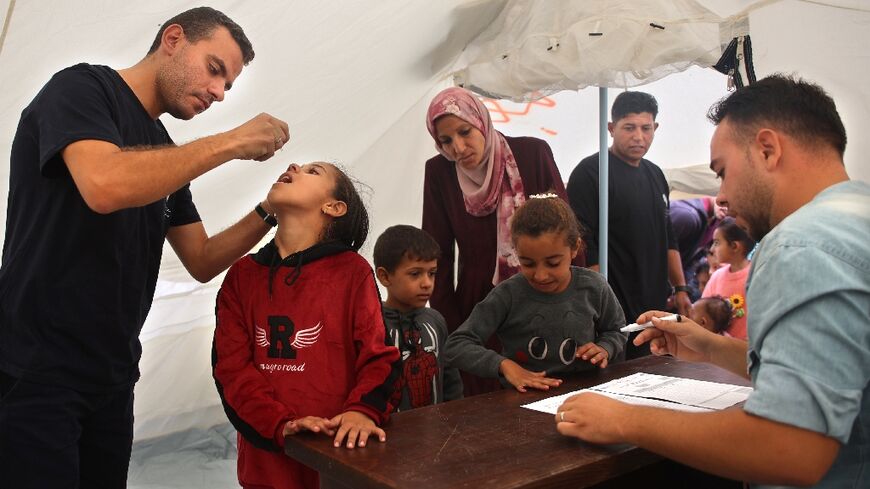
[[696, 296, 732, 334], [373, 225, 440, 273]]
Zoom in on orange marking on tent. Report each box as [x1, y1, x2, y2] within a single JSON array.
[[483, 93, 557, 124]]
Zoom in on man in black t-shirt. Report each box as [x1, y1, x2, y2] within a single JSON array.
[[0, 7, 288, 487], [567, 92, 691, 359]]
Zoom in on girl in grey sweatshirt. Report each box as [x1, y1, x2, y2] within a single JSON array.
[[445, 194, 627, 392]]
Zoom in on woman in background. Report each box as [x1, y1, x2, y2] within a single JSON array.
[[422, 86, 579, 396]]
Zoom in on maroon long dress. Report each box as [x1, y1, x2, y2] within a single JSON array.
[[422, 135, 583, 396]]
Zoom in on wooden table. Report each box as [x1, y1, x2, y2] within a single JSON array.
[[285, 355, 750, 489]]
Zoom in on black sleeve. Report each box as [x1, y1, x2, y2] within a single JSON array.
[[655, 167, 678, 251], [167, 184, 201, 226], [32, 66, 123, 176]]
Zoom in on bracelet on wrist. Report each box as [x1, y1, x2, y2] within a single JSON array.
[[254, 203, 277, 227], [673, 285, 692, 294]]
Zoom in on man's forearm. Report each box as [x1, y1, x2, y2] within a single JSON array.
[[168, 210, 272, 283], [667, 249, 692, 315], [64, 134, 240, 214], [622, 406, 839, 486], [64, 112, 288, 214], [198, 212, 273, 281], [708, 333, 750, 379], [667, 249, 686, 287]]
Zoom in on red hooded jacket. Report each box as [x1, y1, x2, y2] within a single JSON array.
[[213, 241, 400, 489]]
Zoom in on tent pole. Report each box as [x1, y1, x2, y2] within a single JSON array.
[[0, 0, 18, 59], [598, 87, 608, 279]]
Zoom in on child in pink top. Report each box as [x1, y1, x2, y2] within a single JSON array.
[[701, 218, 755, 339]]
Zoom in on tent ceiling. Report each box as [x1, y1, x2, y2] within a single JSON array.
[[453, 0, 740, 101]]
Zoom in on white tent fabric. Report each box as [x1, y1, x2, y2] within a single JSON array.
[[482, 66, 729, 195], [1, 0, 868, 453], [453, 0, 743, 100]]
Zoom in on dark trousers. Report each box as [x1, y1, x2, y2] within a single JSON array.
[[0, 370, 134, 488]]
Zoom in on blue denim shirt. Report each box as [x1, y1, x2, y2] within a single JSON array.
[[744, 181, 870, 489]]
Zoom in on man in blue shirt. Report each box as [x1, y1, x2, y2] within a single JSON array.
[[554, 74, 869, 488]]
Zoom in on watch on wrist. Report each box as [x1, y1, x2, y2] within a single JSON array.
[[674, 285, 691, 294], [255, 203, 277, 227]]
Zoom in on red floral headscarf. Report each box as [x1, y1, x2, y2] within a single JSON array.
[[426, 87, 526, 284]]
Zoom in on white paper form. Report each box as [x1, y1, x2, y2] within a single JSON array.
[[522, 372, 752, 414], [523, 388, 715, 414]]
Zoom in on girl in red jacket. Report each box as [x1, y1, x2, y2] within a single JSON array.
[[213, 162, 400, 489]]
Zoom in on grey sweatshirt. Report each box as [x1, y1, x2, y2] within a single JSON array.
[[444, 267, 627, 379]]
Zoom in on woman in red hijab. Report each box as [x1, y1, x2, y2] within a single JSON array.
[[423, 87, 580, 396]]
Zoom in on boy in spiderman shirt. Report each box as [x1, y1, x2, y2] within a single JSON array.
[[374, 225, 463, 410]]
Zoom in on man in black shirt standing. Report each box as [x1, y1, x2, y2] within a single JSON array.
[[0, 7, 288, 487], [567, 92, 690, 359]]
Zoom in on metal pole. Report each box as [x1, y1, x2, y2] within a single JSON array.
[[598, 87, 608, 279]]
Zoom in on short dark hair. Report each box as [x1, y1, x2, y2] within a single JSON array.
[[147, 7, 255, 65], [510, 195, 583, 252], [697, 296, 732, 334], [373, 225, 441, 273], [611, 91, 658, 122], [707, 74, 846, 156], [716, 218, 755, 257], [324, 165, 369, 251]]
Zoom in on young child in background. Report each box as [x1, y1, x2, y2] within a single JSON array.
[[444, 194, 627, 392], [374, 225, 463, 411], [695, 260, 712, 295], [701, 217, 756, 340], [689, 296, 733, 334], [213, 162, 400, 489], [706, 246, 721, 272]]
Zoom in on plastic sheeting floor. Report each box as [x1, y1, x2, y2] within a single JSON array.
[[128, 423, 240, 488]]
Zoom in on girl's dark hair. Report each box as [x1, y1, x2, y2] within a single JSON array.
[[697, 296, 733, 334], [716, 218, 755, 257], [510, 195, 584, 252], [324, 164, 369, 251]]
